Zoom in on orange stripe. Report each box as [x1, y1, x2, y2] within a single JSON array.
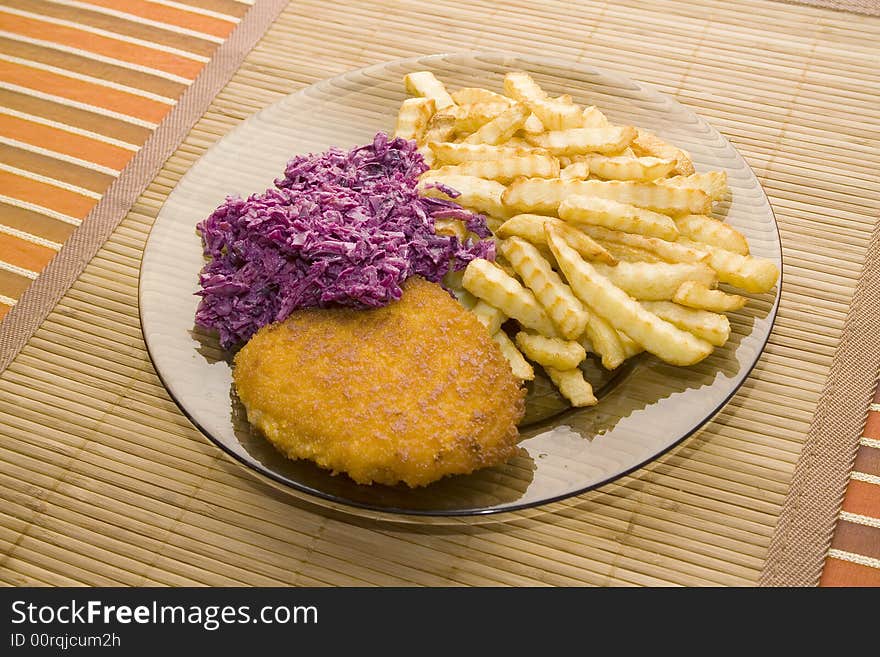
[[0, 170, 95, 219], [820, 557, 880, 587], [84, 0, 237, 39], [864, 411, 880, 440], [840, 479, 880, 519], [0, 302, 9, 321], [0, 13, 202, 79], [0, 113, 132, 170], [0, 232, 56, 273], [0, 60, 170, 124]]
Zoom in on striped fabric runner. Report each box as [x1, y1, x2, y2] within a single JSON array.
[[0, 0, 251, 320], [820, 381, 880, 585]]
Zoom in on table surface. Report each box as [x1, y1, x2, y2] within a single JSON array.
[[0, 0, 878, 587]]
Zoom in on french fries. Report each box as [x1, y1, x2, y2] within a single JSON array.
[[462, 258, 558, 336], [397, 68, 778, 409], [592, 261, 718, 301], [674, 214, 749, 255], [558, 195, 680, 240], [395, 97, 436, 142], [431, 153, 559, 183], [495, 215, 616, 265], [659, 172, 729, 201], [471, 300, 507, 335], [515, 331, 586, 370], [673, 280, 747, 312], [498, 237, 589, 340], [547, 226, 713, 366], [404, 71, 455, 110], [580, 308, 627, 370], [503, 72, 586, 132], [452, 87, 513, 106], [639, 301, 731, 347], [429, 141, 546, 165], [631, 128, 695, 175], [580, 154, 676, 181], [545, 367, 597, 407], [492, 330, 534, 381], [463, 103, 530, 145], [526, 126, 638, 156], [418, 173, 507, 217]]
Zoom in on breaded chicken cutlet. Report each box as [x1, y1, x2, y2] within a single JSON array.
[[232, 276, 526, 487]]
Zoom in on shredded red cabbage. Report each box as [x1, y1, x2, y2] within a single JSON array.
[[195, 132, 495, 349]]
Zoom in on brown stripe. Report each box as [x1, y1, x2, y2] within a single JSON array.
[[830, 519, 880, 559], [0, 0, 291, 372], [760, 220, 880, 586], [853, 443, 880, 477], [0, 89, 151, 146], [840, 479, 880, 519], [874, 382, 880, 405], [0, 36, 187, 100], [819, 557, 880, 587], [180, 0, 251, 19], [0, 268, 32, 299], [0, 303, 9, 321], [865, 411, 880, 440], [0, 144, 115, 194], [0, 203, 77, 245], [4, 0, 220, 58]]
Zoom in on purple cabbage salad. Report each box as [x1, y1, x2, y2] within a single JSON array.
[[194, 132, 495, 349]]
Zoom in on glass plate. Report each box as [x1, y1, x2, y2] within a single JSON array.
[[139, 52, 782, 520]]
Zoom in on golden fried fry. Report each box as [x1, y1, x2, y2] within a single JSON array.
[[434, 218, 467, 240], [462, 258, 558, 336], [576, 225, 709, 264], [592, 261, 718, 301], [547, 226, 714, 366], [631, 128, 695, 175], [452, 87, 514, 106], [673, 280, 747, 312], [565, 179, 712, 214], [492, 329, 534, 380], [525, 126, 637, 156], [422, 113, 456, 145], [404, 71, 456, 110], [463, 103, 530, 145], [429, 141, 547, 165], [431, 153, 559, 183], [659, 172, 729, 201], [559, 161, 591, 180], [639, 301, 731, 347], [581, 308, 627, 370], [580, 106, 610, 128], [418, 173, 507, 217], [495, 215, 617, 265], [471, 299, 507, 335], [545, 367, 597, 407], [515, 331, 586, 370], [499, 237, 589, 340], [452, 102, 511, 134], [502, 72, 582, 132], [678, 238, 780, 293], [395, 97, 436, 142], [599, 241, 664, 264], [617, 330, 644, 359], [674, 214, 749, 255], [558, 195, 680, 240], [580, 154, 676, 181]]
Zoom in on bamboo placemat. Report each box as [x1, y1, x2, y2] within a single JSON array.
[[1, 0, 878, 586]]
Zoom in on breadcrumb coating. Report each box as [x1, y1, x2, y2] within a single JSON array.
[[233, 277, 526, 487]]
